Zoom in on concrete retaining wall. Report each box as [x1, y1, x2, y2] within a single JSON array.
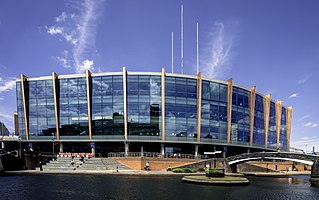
[[113, 157, 197, 170]]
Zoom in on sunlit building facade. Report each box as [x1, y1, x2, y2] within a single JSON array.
[[0, 121, 9, 136], [16, 68, 292, 155]]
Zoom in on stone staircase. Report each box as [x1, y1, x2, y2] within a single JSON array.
[[39, 157, 82, 171], [77, 157, 130, 171], [40, 156, 130, 171]]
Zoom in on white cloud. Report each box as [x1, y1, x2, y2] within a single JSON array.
[[56, 50, 72, 68], [72, 0, 103, 73], [292, 137, 319, 152], [0, 112, 12, 121], [0, 97, 3, 101], [46, 25, 78, 45], [47, 26, 64, 35], [297, 76, 310, 85], [202, 21, 239, 79], [296, 114, 310, 122], [0, 79, 16, 93], [288, 93, 298, 98], [55, 12, 67, 22], [304, 122, 319, 128], [76, 59, 94, 73], [46, 0, 105, 74]]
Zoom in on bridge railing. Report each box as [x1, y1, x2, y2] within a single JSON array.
[[107, 152, 205, 159], [226, 152, 318, 163]]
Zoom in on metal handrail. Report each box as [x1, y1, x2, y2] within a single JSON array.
[[97, 153, 107, 166], [0, 150, 19, 158], [226, 152, 318, 163], [107, 152, 204, 159]]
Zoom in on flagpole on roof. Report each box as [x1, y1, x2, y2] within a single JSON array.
[[172, 32, 174, 73], [181, 4, 184, 74]]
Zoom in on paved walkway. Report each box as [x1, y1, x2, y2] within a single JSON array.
[[4, 169, 311, 176], [4, 169, 204, 176]]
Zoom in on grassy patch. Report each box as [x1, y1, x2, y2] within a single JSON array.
[[172, 168, 197, 173]]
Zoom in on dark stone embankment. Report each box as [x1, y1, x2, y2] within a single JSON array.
[[182, 175, 249, 185]]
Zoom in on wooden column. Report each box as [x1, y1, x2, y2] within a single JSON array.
[[197, 72, 202, 143], [86, 70, 92, 140], [275, 100, 283, 149], [52, 72, 60, 140], [249, 86, 256, 146], [227, 79, 233, 144], [161, 68, 165, 141], [263, 94, 271, 148], [123, 67, 128, 141], [14, 112, 19, 136], [286, 106, 293, 151], [20, 74, 29, 140]]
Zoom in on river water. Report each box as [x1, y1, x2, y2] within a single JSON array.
[[0, 174, 318, 200]]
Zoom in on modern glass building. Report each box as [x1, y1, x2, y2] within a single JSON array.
[[15, 68, 292, 156]]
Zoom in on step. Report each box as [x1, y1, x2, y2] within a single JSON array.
[[42, 166, 77, 171]]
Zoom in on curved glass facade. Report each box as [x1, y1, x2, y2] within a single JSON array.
[[127, 75, 161, 140], [253, 94, 265, 147], [91, 75, 124, 139], [28, 80, 56, 138], [201, 81, 228, 143], [268, 101, 277, 148], [231, 86, 250, 145], [16, 69, 291, 151], [59, 78, 88, 139], [165, 76, 197, 141]]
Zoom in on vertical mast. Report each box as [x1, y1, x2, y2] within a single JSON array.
[[181, 5, 184, 74], [172, 32, 174, 73], [196, 22, 199, 74]]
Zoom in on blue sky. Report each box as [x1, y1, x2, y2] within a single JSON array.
[[0, 0, 318, 151]]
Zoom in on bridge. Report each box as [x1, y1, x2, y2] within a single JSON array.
[[0, 149, 19, 172], [227, 152, 317, 166], [226, 152, 319, 181]]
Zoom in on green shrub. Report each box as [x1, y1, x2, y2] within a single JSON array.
[[172, 168, 197, 173], [205, 168, 225, 177]]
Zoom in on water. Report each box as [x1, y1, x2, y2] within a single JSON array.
[[0, 174, 318, 200]]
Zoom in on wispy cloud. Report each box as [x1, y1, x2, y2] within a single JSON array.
[[0, 75, 16, 132], [46, 0, 105, 74], [292, 136, 319, 152], [0, 78, 16, 93], [296, 114, 310, 122], [288, 93, 298, 98], [55, 50, 72, 69], [297, 76, 311, 85], [304, 122, 319, 128], [0, 113, 12, 121], [202, 21, 239, 79], [55, 12, 67, 22]]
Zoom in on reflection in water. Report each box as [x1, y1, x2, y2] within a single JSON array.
[[275, 176, 307, 185], [0, 174, 318, 200]]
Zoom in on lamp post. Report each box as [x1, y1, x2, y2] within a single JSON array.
[[18, 136, 22, 158], [52, 132, 55, 154]]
